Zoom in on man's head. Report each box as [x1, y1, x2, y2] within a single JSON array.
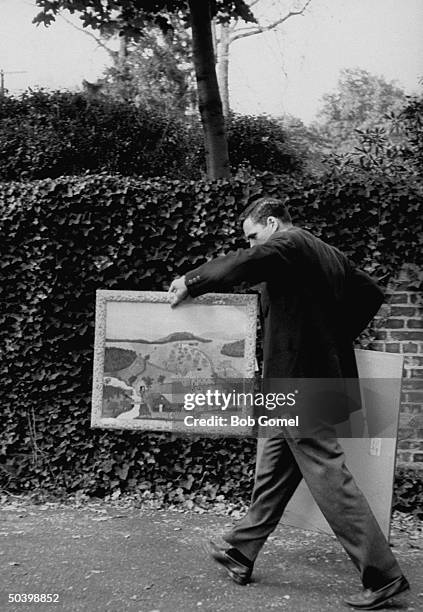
[[240, 197, 292, 247]]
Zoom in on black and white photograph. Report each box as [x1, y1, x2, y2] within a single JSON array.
[[1, 1, 422, 611]]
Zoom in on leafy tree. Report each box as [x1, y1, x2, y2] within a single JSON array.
[[324, 92, 423, 180], [315, 68, 407, 152], [33, 0, 256, 179], [104, 22, 197, 118], [75, 15, 197, 119], [395, 94, 423, 171], [276, 114, 327, 174]]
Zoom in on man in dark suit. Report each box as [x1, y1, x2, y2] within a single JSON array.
[[169, 197, 409, 610]]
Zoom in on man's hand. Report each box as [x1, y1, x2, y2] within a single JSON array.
[[168, 276, 189, 308]]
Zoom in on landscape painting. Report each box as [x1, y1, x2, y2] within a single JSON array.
[[91, 290, 258, 434]]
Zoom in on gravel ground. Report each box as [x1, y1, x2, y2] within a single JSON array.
[[0, 499, 422, 612]]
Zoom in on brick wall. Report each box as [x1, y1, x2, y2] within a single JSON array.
[[369, 264, 423, 468]]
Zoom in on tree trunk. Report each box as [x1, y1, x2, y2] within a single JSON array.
[[188, 0, 230, 179], [216, 23, 230, 117], [118, 34, 129, 63], [116, 34, 131, 102]]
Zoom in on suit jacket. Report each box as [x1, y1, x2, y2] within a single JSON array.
[[185, 227, 384, 382]]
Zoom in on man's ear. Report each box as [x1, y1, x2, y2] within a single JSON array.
[[266, 216, 278, 228]]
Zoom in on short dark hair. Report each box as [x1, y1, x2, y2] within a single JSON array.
[[240, 197, 292, 225]]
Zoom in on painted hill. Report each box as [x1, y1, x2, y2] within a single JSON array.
[[155, 332, 211, 343], [104, 347, 137, 372], [106, 332, 211, 344], [220, 339, 245, 358]]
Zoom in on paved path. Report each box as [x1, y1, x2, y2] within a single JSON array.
[[1, 504, 422, 612]]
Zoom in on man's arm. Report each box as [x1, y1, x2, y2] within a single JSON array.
[[169, 233, 296, 307]]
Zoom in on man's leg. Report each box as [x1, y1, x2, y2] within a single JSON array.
[[223, 434, 303, 562], [286, 435, 403, 590]]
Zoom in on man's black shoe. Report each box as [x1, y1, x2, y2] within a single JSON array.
[[208, 540, 253, 585], [344, 575, 410, 610]]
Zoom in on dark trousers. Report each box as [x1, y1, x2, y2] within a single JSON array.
[[223, 433, 403, 589]]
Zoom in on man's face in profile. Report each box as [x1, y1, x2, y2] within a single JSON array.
[[243, 216, 276, 247]]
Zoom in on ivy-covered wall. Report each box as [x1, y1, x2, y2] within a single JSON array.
[[1, 171, 422, 506]]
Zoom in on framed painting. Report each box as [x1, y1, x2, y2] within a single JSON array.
[[91, 290, 258, 435]]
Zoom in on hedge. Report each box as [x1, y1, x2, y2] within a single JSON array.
[[0, 170, 422, 507], [0, 91, 201, 181], [0, 91, 304, 181]]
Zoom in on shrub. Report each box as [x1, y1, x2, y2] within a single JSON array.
[[227, 113, 305, 175], [0, 90, 202, 180], [0, 91, 307, 182]]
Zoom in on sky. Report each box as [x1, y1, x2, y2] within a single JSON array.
[[106, 301, 248, 340], [1, 0, 423, 124]]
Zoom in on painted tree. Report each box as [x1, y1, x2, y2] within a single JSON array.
[[214, 0, 312, 116], [33, 0, 255, 179]]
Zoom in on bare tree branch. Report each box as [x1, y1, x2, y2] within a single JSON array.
[[230, 25, 262, 36], [58, 11, 118, 60], [230, 0, 312, 43]]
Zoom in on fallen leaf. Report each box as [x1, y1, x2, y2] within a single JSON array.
[[111, 514, 127, 519]]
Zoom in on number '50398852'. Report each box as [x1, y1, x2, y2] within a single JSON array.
[[8, 594, 59, 603]]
